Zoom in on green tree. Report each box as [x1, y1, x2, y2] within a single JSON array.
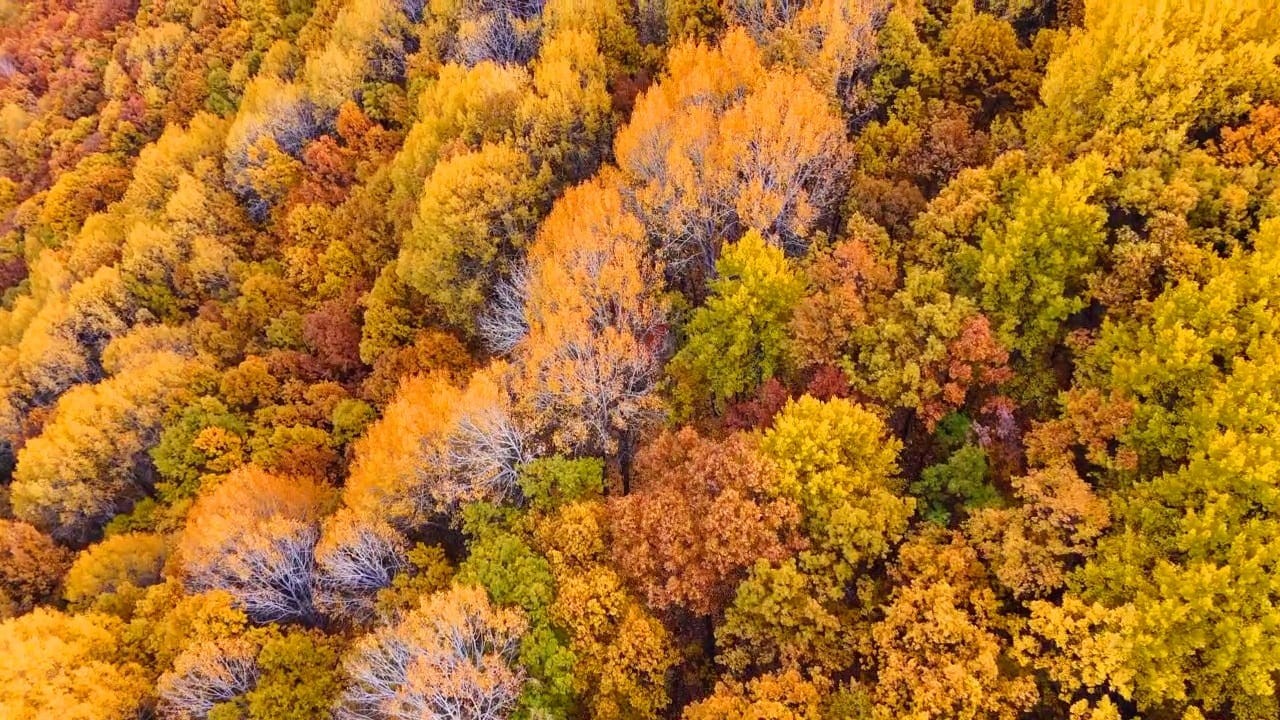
[[397, 142, 548, 334], [670, 230, 805, 415]]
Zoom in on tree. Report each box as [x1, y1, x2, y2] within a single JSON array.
[[716, 554, 859, 677], [514, 175, 669, 457], [517, 29, 614, 184], [224, 77, 316, 218], [10, 349, 204, 545], [683, 669, 832, 720], [342, 367, 531, 531], [37, 153, 131, 244], [615, 30, 850, 274], [338, 584, 529, 720], [243, 629, 345, 720], [125, 581, 251, 673], [151, 397, 249, 504], [179, 465, 331, 623], [965, 466, 1109, 600], [971, 154, 1109, 360], [1019, 220, 1280, 717], [452, 0, 546, 67], [669, 230, 805, 414], [936, 6, 1038, 122], [340, 373, 462, 528], [157, 637, 260, 720], [610, 427, 805, 616], [63, 531, 169, 615], [0, 608, 151, 720], [794, 239, 1014, 429], [523, 494, 677, 719], [0, 519, 71, 619], [547, 564, 678, 720], [1024, 0, 1280, 162], [517, 455, 605, 512], [870, 529, 1037, 720], [446, 364, 535, 507], [384, 61, 530, 230], [302, 0, 415, 112], [314, 508, 409, 622], [759, 395, 913, 575], [790, 230, 896, 371], [396, 141, 547, 334]]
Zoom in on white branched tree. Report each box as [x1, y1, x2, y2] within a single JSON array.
[[179, 465, 330, 623], [454, 0, 546, 66], [338, 585, 529, 720], [445, 365, 534, 504], [515, 176, 669, 457], [157, 638, 260, 720], [315, 508, 410, 622], [477, 265, 530, 356]]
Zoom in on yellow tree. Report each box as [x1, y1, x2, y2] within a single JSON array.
[[384, 61, 530, 231], [0, 608, 151, 720], [156, 637, 260, 720], [535, 499, 678, 719], [10, 349, 204, 545], [63, 532, 170, 616], [517, 30, 614, 184], [338, 584, 529, 720], [179, 465, 332, 623], [1025, 0, 1280, 163], [341, 366, 531, 531], [513, 174, 669, 458], [614, 29, 849, 274], [870, 529, 1037, 720], [340, 373, 462, 528], [396, 142, 548, 334]]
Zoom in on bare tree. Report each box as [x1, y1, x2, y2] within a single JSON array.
[[477, 265, 530, 356], [453, 0, 546, 66], [157, 638, 259, 720], [315, 509, 410, 622], [180, 466, 328, 624], [445, 390, 533, 505], [338, 585, 528, 720]]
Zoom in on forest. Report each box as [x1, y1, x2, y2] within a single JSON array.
[[1, 0, 1279, 717]]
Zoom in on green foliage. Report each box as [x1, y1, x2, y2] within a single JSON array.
[[515, 623, 579, 719], [911, 444, 997, 525], [244, 629, 344, 720], [517, 456, 605, 512], [459, 530, 557, 619], [670, 230, 805, 414], [330, 397, 376, 446], [151, 397, 249, 503]]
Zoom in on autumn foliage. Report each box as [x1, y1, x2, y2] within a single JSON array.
[[2, 0, 1280, 718]]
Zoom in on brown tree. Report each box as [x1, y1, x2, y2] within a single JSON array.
[[610, 428, 805, 616]]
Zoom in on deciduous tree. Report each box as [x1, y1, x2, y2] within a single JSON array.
[[0, 519, 71, 618], [610, 427, 805, 616], [669, 230, 805, 414], [338, 584, 529, 720], [179, 465, 331, 623]]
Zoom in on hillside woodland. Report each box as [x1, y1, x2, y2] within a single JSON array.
[[2, 0, 1280, 717]]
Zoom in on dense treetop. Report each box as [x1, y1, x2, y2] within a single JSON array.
[[2, 0, 1280, 718]]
